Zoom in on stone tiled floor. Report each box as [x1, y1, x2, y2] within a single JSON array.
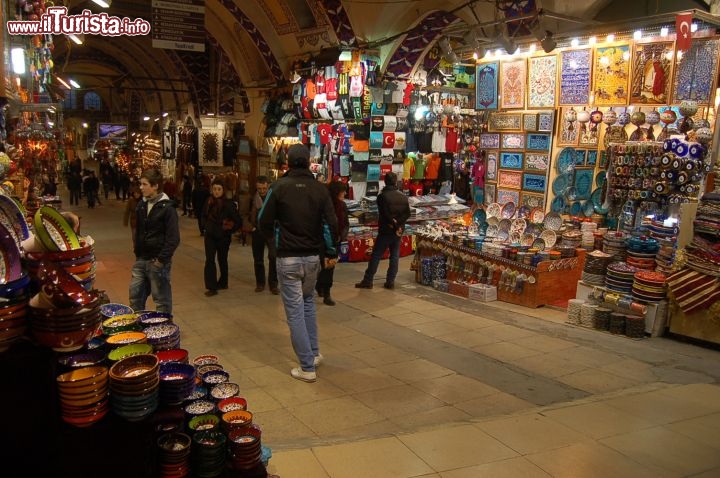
[[75, 194, 720, 477]]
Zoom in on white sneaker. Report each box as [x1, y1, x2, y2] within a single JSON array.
[[290, 367, 316, 382], [313, 354, 324, 367]]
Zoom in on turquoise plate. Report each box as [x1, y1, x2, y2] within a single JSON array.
[[595, 171, 606, 188], [583, 200, 595, 217], [551, 195, 566, 213], [552, 174, 569, 195], [556, 148, 576, 174], [472, 208, 486, 225], [570, 201, 583, 216]]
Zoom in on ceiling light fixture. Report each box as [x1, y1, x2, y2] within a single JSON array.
[[69, 79, 81, 88], [162, 112, 169, 117], [11, 48, 25, 74], [91, 0, 111, 7], [68, 33, 84, 45], [143, 116, 150, 121], [56, 77, 71, 89]]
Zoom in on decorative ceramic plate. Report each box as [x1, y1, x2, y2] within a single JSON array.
[[575, 171, 593, 198], [552, 174, 570, 195], [501, 201, 516, 219], [540, 229, 557, 248], [529, 208, 545, 224], [511, 218, 527, 235], [472, 208, 487, 225], [544, 212, 563, 231], [531, 238, 546, 251], [590, 188, 602, 208], [486, 203, 502, 218], [497, 230, 509, 242], [570, 201, 583, 216], [551, 195, 566, 213], [556, 148, 576, 174], [595, 171, 606, 188], [517, 205, 531, 219], [33, 206, 81, 252], [486, 224, 499, 237], [0, 194, 29, 248], [498, 218, 511, 232], [509, 232, 522, 243], [583, 200, 595, 217], [521, 233, 535, 246], [486, 216, 499, 226]]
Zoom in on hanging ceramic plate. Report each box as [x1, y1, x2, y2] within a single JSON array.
[[511, 218, 527, 235], [517, 205, 531, 219], [552, 174, 570, 196], [595, 171, 606, 188], [486, 224, 499, 237], [501, 201, 516, 219], [544, 212, 563, 231], [529, 208, 545, 224], [521, 233, 535, 246], [570, 201, 583, 216], [575, 171, 593, 198], [583, 200, 595, 217], [497, 230, 509, 242], [551, 195, 566, 213], [486, 203, 502, 218], [487, 216, 499, 227], [564, 186, 578, 201], [540, 229, 557, 249], [556, 147, 576, 174], [472, 208, 487, 225], [509, 232, 522, 243], [531, 237, 546, 251], [498, 218, 511, 232]]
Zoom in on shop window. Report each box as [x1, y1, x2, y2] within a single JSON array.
[[83, 92, 102, 111], [62, 89, 78, 110]]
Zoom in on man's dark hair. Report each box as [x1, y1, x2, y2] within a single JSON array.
[[328, 180, 347, 197], [384, 171, 398, 186], [256, 175, 269, 184], [287, 144, 310, 169]]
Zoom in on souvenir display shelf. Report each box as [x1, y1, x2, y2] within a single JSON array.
[[416, 236, 586, 308]]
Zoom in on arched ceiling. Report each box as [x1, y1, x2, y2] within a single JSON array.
[[53, 0, 712, 121]]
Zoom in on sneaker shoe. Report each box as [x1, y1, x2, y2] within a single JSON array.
[[270, 287, 280, 295], [355, 282, 373, 289], [255, 285, 265, 292], [204, 290, 218, 297], [323, 295, 336, 306], [290, 367, 316, 382], [383, 282, 395, 290], [313, 354, 324, 367]]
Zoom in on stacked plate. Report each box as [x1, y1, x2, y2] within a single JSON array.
[[582, 250, 613, 285], [605, 262, 639, 293], [109, 354, 160, 422], [56, 365, 109, 427], [580, 303, 597, 327], [144, 323, 181, 351], [567, 299, 584, 325], [603, 232, 628, 261], [632, 271, 667, 303], [0, 272, 30, 353], [561, 230, 582, 249], [28, 292, 102, 353], [580, 222, 597, 250], [158, 362, 196, 405], [228, 425, 264, 472]]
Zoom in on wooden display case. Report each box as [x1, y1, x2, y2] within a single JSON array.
[[416, 237, 586, 308]]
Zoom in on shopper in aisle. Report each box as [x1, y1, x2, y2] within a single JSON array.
[[201, 178, 242, 296], [123, 186, 141, 246], [67, 171, 81, 206], [248, 175, 278, 294], [355, 171, 410, 290], [258, 144, 338, 383], [84, 170, 100, 208], [129, 169, 180, 314], [191, 175, 210, 235], [181, 174, 193, 216], [315, 180, 349, 306]]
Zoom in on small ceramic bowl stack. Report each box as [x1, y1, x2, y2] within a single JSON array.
[[144, 323, 181, 351], [191, 430, 226, 478], [632, 270, 667, 303], [158, 362, 197, 405], [582, 250, 613, 286], [625, 236, 660, 271], [137, 311, 174, 328], [605, 262, 639, 294], [580, 222, 597, 250], [603, 231, 628, 262], [0, 272, 30, 353], [566, 299, 584, 325], [157, 432, 192, 478], [228, 424, 263, 472], [560, 230, 583, 249], [109, 353, 160, 422], [56, 365, 109, 427]]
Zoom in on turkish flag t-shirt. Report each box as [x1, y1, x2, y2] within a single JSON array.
[[317, 123, 332, 145]]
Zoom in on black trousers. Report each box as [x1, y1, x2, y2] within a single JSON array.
[[251, 230, 277, 287], [204, 234, 231, 290]]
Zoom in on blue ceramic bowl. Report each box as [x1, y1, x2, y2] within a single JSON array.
[[100, 303, 134, 318]]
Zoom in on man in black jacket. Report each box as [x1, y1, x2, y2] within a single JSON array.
[[259, 144, 338, 383], [129, 169, 180, 314], [355, 171, 411, 290]]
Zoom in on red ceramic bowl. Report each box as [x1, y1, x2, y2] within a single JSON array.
[[156, 348, 188, 364], [217, 397, 247, 413], [36, 261, 98, 308], [0, 325, 25, 342], [32, 326, 96, 352], [25, 242, 93, 262]]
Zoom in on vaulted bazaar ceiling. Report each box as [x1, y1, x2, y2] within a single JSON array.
[[48, 0, 714, 128]]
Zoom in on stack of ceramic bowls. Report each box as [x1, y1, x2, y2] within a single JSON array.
[[28, 288, 101, 353], [109, 354, 160, 422], [144, 323, 181, 351], [580, 222, 597, 250], [626, 236, 660, 271], [0, 272, 30, 353], [157, 432, 192, 478], [605, 262, 639, 294], [202, 370, 230, 388], [561, 230, 582, 250], [57, 349, 106, 374], [56, 366, 109, 427], [567, 299, 583, 325], [582, 250, 613, 285], [580, 303, 597, 327], [184, 398, 216, 422], [24, 241, 96, 292], [603, 232, 628, 262], [221, 409, 253, 434], [228, 424, 263, 472], [632, 271, 667, 303], [137, 311, 173, 328], [187, 414, 220, 434], [158, 362, 196, 405], [157, 348, 189, 364], [102, 314, 141, 336], [191, 430, 226, 478]]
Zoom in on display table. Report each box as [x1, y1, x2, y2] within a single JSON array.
[[416, 237, 586, 308], [668, 304, 720, 345], [342, 234, 414, 262]]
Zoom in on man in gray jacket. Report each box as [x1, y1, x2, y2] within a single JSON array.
[[259, 144, 338, 382]]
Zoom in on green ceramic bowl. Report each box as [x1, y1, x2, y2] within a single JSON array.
[[108, 343, 154, 362]]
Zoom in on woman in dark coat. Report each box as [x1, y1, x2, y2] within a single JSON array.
[[315, 181, 349, 305], [202, 178, 242, 296]]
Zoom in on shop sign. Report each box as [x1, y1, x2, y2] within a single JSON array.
[[151, 0, 205, 52]]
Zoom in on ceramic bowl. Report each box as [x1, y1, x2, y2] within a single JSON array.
[[221, 410, 253, 432], [107, 343, 154, 362], [57, 366, 108, 388], [184, 399, 216, 418], [188, 414, 220, 433], [156, 348, 189, 364], [228, 424, 262, 446], [109, 353, 159, 381], [137, 311, 173, 327], [217, 396, 248, 413], [210, 382, 240, 401], [57, 350, 106, 371], [157, 432, 192, 454], [100, 303, 134, 318], [105, 331, 147, 348], [196, 363, 224, 376], [192, 354, 219, 366], [102, 314, 140, 336], [32, 325, 98, 352], [159, 362, 196, 382], [36, 261, 98, 308], [201, 370, 230, 387], [0, 272, 30, 299]]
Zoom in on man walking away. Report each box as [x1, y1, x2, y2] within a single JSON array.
[[248, 176, 278, 294]]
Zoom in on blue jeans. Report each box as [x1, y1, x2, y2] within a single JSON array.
[[276, 256, 320, 372], [129, 259, 173, 314], [362, 233, 401, 285]]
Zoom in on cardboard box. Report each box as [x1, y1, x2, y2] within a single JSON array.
[[468, 284, 497, 302], [448, 281, 469, 298]]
